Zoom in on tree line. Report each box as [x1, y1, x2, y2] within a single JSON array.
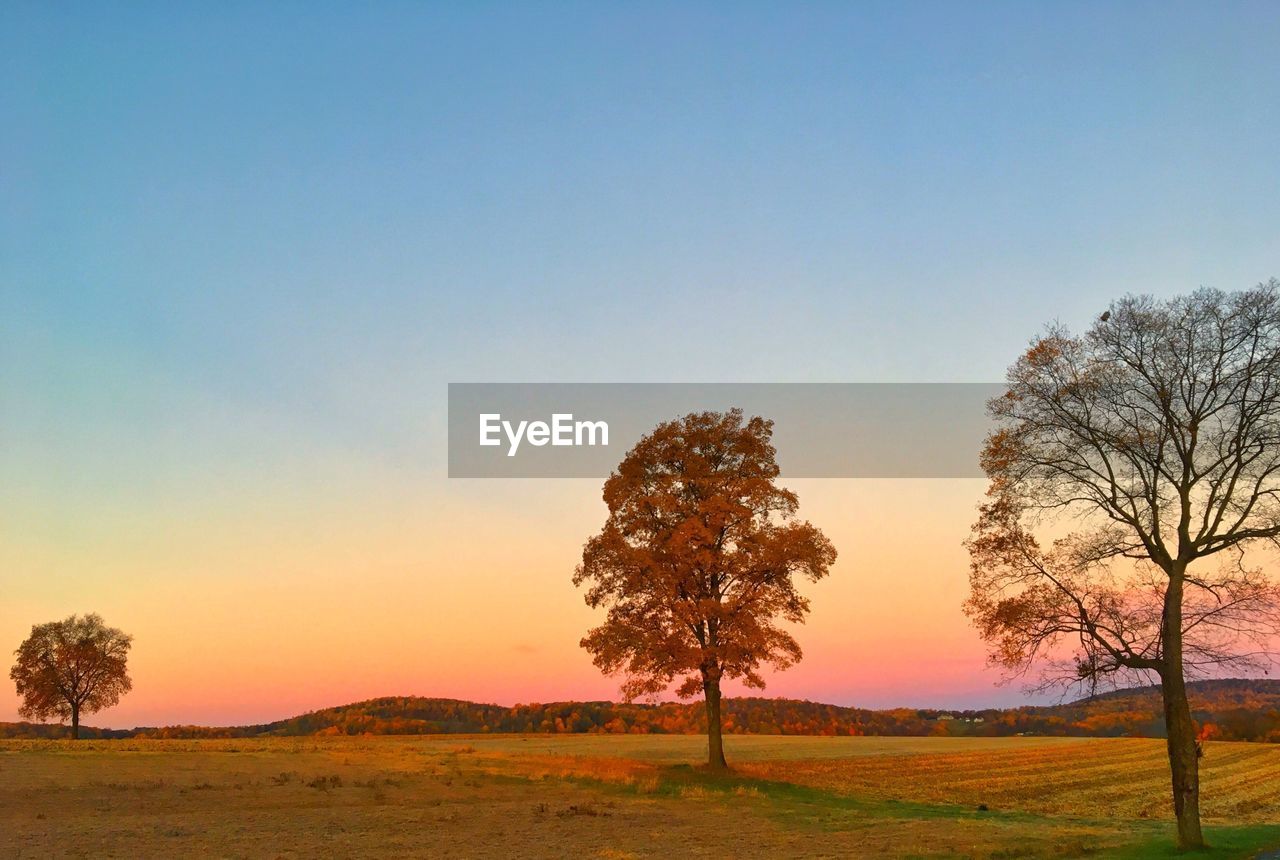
[[6, 680, 1280, 742]]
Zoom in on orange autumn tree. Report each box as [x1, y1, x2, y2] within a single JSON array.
[[574, 409, 836, 768], [10, 614, 133, 740]]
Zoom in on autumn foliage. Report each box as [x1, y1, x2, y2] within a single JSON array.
[[9, 614, 133, 740], [9, 680, 1280, 741], [574, 409, 837, 767]]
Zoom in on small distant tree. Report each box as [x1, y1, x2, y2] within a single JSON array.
[[967, 283, 1280, 849], [574, 409, 837, 768], [10, 614, 133, 739]]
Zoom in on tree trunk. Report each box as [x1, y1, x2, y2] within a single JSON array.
[[1161, 576, 1204, 850], [703, 677, 727, 769], [71, 704, 80, 741]]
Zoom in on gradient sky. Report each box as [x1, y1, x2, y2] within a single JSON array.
[[3, 2, 1279, 728]]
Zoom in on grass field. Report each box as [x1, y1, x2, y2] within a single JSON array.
[[2, 734, 1279, 858]]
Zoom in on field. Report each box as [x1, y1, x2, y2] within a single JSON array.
[[3, 735, 1280, 858]]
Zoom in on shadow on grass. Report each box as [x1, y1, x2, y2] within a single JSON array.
[[545, 762, 1280, 859]]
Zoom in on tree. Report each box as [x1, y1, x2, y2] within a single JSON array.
[[574, 409, 836, 768], [966, 282, 1280, 849], [10, 614, 133, 739]]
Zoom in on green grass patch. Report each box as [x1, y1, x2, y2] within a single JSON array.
[[1103, 824, 1280, 859], [545, 762, 1280, 859]]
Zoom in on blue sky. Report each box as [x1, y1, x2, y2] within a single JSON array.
[[2, 2, 1279, 720], [7, 2, 1279, 383], [7, 2, 1280, 469]]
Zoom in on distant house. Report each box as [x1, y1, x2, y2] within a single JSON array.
[[936, 714, 955, 721]]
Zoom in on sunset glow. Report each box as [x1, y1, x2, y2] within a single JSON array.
[[5, 3, 1278, 734]]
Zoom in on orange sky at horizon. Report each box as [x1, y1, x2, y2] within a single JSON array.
[[2, 477, 1016, 729]]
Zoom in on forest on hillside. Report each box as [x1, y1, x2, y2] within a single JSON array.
[[4, 679, 1278, 742]]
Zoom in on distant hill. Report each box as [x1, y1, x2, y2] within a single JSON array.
[[4, 678, 1278, 741], [1048, 678, 1280, 742]]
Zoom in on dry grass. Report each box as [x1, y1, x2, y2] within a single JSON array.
[[738, 737, 1280, 823], [392, 732, 1091, 763], [0, 735, 1277, 858]]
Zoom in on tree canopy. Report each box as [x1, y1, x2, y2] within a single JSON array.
[[10, 613, 133, 740], [966, 282, 1280, 848], [574, 409, 836, 767]]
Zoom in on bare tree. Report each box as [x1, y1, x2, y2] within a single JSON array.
[[574, 410, 836, 768], [10, 614, 133, 739], [966, 282, 1280, 849]]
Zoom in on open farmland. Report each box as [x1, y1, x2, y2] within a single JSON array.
[[738, 737, 1280, 823], [2, 735, 1279, 858]]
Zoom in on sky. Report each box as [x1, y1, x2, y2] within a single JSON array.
[[2, 2, 1279, 728]]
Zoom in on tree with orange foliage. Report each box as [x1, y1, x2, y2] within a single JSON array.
[[574, 409, 836, 768], [10, 614, 132, 740], [966, 283, 1280, 849]]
